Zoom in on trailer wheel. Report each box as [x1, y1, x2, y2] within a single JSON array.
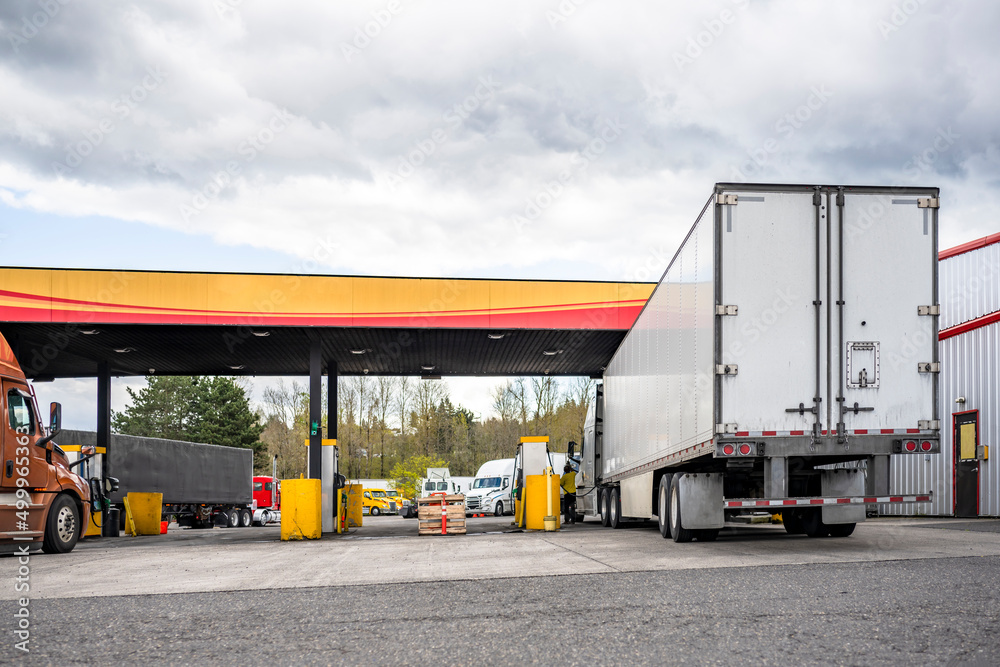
[[42, 494, 80, 554], [609, 487, 622, 529], [657, 475, 672, 539], [828, 523, 856, 538], [668, 476, 694, 543], [782, 511, 806, 535], [226, 509, 240, 528], [803, 510, 830, 537]]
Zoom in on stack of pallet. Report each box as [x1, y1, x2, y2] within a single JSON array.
[[417, 495, 466, 535]]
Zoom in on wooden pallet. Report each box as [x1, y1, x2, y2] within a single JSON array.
[[417, 494, 466, 535]]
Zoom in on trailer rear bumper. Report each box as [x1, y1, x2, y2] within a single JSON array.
[[724, 493, 932, 508]]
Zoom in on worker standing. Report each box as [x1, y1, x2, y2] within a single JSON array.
[[560, 464, 577, 524]]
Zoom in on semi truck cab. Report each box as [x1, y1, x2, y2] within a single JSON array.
[[1, 333, 91, 554]]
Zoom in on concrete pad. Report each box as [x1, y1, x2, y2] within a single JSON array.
[[6, 516, 1000, 601]]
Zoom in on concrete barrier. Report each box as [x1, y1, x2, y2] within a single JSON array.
[[281, 479, 322, 540]]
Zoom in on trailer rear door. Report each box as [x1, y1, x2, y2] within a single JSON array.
[[718, 190, 825, 434], [834, 191, 938, 433]]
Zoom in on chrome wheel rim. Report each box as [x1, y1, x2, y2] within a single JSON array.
[[56, 505, 76, 543]]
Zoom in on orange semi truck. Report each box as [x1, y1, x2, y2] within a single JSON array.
[[1, 332, 95, 554]]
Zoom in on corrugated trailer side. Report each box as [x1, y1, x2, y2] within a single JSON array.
[[58, 430, 252, 505]]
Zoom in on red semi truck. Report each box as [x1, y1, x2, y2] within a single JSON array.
[[1, 332, 95, 554], [252, 475, 280, 526]]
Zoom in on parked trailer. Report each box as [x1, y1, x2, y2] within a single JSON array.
[[58, 430, 254, 529], [577, 183, 940, 541]]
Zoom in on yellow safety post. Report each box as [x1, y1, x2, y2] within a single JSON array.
[[281, 478, 322, 540], [543, 466, 558, 531]]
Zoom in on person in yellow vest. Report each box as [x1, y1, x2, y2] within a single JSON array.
[[560, 463, 577, 524]]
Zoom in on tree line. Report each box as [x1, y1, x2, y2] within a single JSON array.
[[114, 375, 594, 480]]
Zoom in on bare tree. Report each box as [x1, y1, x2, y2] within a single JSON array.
[[511, 377, 530, 428], [375, 376, 394, 477], [532, 376, 557, 435]]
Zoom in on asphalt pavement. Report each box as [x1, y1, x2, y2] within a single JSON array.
[[3, 517, 1000, 665]]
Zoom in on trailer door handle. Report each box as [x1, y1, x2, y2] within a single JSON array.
[[4, 460, 11, 478], [785, 403, 817, 415]]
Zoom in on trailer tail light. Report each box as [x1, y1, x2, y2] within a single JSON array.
[[920, 440, 936, 452], [738, 443, 752, 456], [904, 440, 917, 452], [722, 444, 735, 456]]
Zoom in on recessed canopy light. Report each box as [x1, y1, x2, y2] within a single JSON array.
[[251, 330, 270, 337], [80, 329, 100, 335], [542, 349, 563, 356], [421, 365, 436, 372], [487, 333, 505, 340], [350, 348, 367, 355], [228, 365, 245, 370], [113, 347, 136, 354]]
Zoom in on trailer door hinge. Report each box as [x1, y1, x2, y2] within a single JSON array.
[[917, 362, 940, 373], [917, 305, 940, 316], [716, 304, 738, 316], [716, 423, 738, 435], [716, 364, 738, 376], [717, 194, 737, 206], [918, 419, 941, 431], [917, 197, 940, 209]]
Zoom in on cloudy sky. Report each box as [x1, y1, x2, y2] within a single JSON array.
[[1, 1, 998, 426]]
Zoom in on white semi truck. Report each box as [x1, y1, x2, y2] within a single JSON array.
[[576, 183, 939, 542], [465, 458, 515, 516]]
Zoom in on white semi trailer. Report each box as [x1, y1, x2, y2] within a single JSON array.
[[576, 183, 939, 542]]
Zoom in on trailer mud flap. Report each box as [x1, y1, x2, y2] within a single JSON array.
[[678, 473, 724, 530], [821, 469, 865, 525]]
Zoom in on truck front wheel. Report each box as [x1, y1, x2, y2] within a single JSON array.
[[371, 507, 380, 516], [494, 502, 504, 517], [42, 494, 81, 554]]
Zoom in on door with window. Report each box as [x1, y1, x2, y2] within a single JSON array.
[[954, 410, 979, 518], [2, 383, 48, 489]]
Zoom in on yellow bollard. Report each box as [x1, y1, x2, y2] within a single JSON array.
[[543, 466, 558, 531]]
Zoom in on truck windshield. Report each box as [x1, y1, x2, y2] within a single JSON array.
[[373, 491, 386, 498], [473, 477, 501, 489]]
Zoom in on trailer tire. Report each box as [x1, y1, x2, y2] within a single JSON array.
[[227, 509, 240, 528], [240, 509, 252, 527], [803, 510, 830, 537], [668, 476, 694, 543], [609, 487, 622, 529], [42, 494, 80, 554], [828, 522, 856, 538], [599, 490, 610, 527], [657, 475, 672, 539], [782, 511, 806, 535]]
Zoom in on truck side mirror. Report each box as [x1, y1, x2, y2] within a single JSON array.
[[49, 402, 62, 436]]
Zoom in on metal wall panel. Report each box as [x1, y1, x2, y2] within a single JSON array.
[[939, 243, 1000, 329], [886, 317, 999, 516], [602, 203, 715, 479]]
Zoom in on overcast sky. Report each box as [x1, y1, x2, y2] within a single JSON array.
[[2, 1, 998, 427]]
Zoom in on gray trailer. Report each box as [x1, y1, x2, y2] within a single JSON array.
[[58, 430, 254, 529], [576, 183, 940, 541]]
